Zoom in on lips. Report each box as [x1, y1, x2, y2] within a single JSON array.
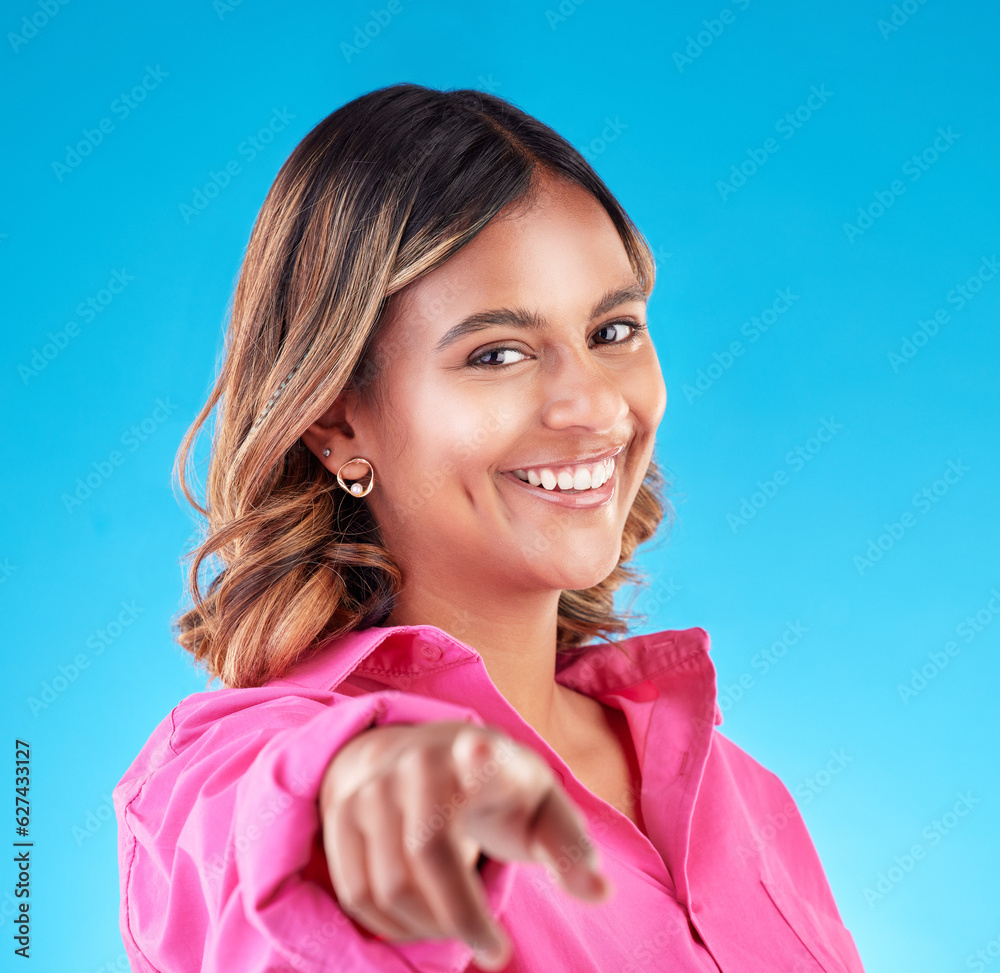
[[501, 463, 618, 509], [503, 445, 625, 491], [510, 455, 615, 493]]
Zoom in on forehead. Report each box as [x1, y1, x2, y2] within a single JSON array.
[[384, 177, 637, 338]]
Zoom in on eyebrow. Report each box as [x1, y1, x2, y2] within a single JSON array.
[[432, 282, 649, 354]]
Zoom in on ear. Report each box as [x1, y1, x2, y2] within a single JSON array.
[[300, 385, 370, 479]]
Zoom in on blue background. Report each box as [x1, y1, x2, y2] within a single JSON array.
[[2, 1, 998, 970]]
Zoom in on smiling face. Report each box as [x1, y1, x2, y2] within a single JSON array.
[[308, 170, 667, 606]]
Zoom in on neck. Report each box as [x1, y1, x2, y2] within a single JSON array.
[[385, 583, 579, 745]]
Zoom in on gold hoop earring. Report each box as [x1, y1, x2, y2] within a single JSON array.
[[336, 457, 374, 497]]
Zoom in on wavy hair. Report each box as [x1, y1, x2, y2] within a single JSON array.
[[174, 82, 672, 688]]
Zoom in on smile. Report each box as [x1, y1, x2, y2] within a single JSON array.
[[511, 456, 615, 492], [501, 456, 618, 508]]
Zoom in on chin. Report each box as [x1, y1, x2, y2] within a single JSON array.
[[538, 548, 622, 593]]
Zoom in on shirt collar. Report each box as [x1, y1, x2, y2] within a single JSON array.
[[276, 622, 723, 727]]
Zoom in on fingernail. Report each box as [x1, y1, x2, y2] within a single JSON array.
[[589, 870, 612, 900], [472, 934, 504, 968]]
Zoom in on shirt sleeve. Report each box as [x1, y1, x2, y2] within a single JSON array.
[[114, 686, 519, 973]]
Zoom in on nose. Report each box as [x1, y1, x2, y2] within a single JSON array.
[[539, 345, 630, 433]]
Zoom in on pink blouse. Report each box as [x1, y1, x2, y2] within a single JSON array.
[[114, 623, 866, 972]]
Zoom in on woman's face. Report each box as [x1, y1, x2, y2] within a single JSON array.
[[317, 172, 667, 600]]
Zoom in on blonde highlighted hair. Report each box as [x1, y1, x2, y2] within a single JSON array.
[[174, 82, 672, 688]]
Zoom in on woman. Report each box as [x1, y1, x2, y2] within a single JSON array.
[[114, 83, 866, 972]]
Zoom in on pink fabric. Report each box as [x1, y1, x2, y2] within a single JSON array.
[[115, 624, 866, 972]]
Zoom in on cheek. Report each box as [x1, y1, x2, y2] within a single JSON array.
[[381, 380, 520, 500], [446, 400, 520, 465], [625, 353, 667, 430]]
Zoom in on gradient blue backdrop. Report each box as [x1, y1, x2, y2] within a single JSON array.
[[2, 1, 998, 970]]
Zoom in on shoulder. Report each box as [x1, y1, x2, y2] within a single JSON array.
[[703, 729, 850, 913]]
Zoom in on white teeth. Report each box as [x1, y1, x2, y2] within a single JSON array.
[[510, 456, 617, 492]]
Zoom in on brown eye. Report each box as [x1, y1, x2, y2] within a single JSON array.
[[470, 346, 530, 368], [593, 320, 645, 345]]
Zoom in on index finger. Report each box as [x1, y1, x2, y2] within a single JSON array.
[[525, 788, 612, 903]]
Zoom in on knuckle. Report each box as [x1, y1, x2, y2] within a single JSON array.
[[338, 890, 374, 921], [338, 788, 365, 824], [373, 874, 423, 915], [397, 742, 439, 778], [412, 828, 456, 868], [355, 773, 393, 815]]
